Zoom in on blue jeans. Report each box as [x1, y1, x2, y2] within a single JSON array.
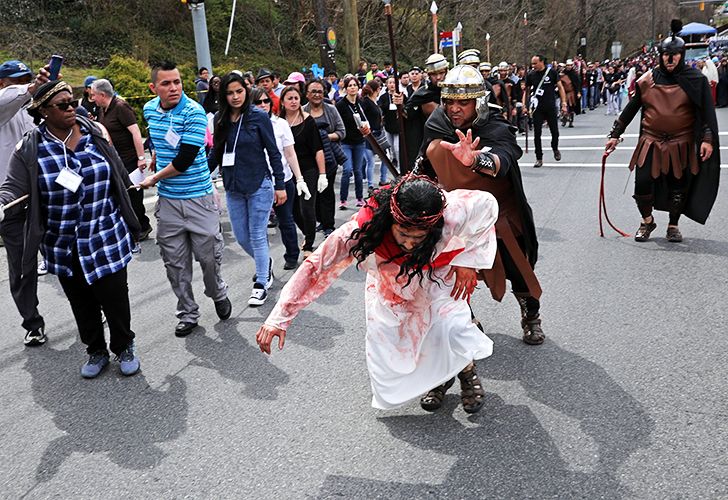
[[272, 178, 299, 264], [581, 89, 588, 111], [226, 178, 273, 287], [589, 84, 600, 109], [340, 142, 365, 202], [364, 143, 388, 188]]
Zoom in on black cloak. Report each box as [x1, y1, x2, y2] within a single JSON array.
[[419, 107, 539, 265]]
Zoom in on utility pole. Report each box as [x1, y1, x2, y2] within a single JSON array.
[[186, 0, 212, 73], [343, 0, 360, 72], [314, 0, 336, 74], [651, 0, 656, 48]]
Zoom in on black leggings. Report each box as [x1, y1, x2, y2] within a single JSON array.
[[633, 157, 691, 224]]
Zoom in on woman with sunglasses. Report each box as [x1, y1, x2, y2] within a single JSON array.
[[0, 80, 142, 378], [335, 76, 371, 209], [302, 79, 346, 237], [250, 87, 311, 269], [279, 86, 326, 259], [209, 73, 287, 306]]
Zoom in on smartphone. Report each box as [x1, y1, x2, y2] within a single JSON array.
[[48, 55, 64, 81]]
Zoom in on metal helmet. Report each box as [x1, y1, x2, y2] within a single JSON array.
[[659, 19, 686, 73], [497, 61, 509, 71], [458, 49, 481, 67], [439, 64, 494, 127], [425, 53, 449, 73], [478, 62, 492, 72]]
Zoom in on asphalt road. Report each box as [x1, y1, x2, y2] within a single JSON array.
[[1, 104, 727, 499]]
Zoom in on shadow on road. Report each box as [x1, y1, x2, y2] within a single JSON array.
[[184, 319, 290, 400], [318, 333, 654, 498], [24, 343, 188, 483]]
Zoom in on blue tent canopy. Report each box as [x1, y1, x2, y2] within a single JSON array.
[[679, 22, 717, 36]]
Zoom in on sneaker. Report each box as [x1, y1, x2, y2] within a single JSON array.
[[37, 261, 48, 276], [117, 343, 140, 376], [316, 223, 324, 232], [24, 327, 47, 346], [214, 297, 232, 320], [339, 200, 347, 210], [356, 199, 365, 208], [533, 159, 543, 168], [131, 242, 142, 254], [81, 351, 110, 379], [323, 228, 334, 238], [248, 283, 267, 306], [268, 211, 278, 228]]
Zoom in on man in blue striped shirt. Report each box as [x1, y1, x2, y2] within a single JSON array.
[[140, 61, 231, 337]]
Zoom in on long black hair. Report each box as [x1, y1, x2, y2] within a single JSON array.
[[212, 72, 251, 167], [348, 177, 445, 287]]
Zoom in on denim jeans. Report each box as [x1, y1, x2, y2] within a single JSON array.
[[272, 178, 299, 264], [589, 84, 600, 109], [364, 144, 388, 188], [581, 88, 588, 111], [340, 142, 366, 202], [226, 178, 273, 287]]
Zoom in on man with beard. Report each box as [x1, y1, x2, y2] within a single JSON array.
[[560, 59, 581, 127], [394, 54, 449, 173], [418, 64, 545, 347], [605, 20, 720, 243]]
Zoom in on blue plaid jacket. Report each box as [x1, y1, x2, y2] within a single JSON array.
[[37, 123, 133, 283]]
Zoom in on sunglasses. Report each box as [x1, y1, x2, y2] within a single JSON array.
[[253, 98, 271, 105], [46, 100, 79, 111]]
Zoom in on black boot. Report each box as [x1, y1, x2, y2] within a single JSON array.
[[515, 293, 545, 345]]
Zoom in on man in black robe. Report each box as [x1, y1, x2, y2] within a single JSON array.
[[605, 20, 720, 242], [416, 64, 545, 347]]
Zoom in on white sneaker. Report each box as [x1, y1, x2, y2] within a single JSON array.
[[37, 261, 48, 276], [248, 283, 267, 306]]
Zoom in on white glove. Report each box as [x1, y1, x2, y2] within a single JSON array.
[[317, 173, 328, 193], [0, 204, 4, 223], [296, 178, 312, 200]]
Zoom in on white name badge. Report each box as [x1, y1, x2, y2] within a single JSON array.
[[55, 167, 83, 193], [222, 152, 236, 166], [389, 102, 397, 111], [165, 128, 180, 148]]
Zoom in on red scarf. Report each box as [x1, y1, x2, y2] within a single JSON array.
[[355, 201, 462, 269]]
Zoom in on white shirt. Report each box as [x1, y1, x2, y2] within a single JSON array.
[[267, 115, 295, 182]]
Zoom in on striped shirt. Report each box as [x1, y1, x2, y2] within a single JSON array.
[[37, 124, 133, 284], [143, 92, 213, 199]]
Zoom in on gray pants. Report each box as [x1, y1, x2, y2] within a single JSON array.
[[155, 195, 228, 323], [0, 216, 44, 332]]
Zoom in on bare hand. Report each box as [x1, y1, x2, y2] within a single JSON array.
[[605, 138, 620, 155], [28, 66, 55, 95], [445, 266, 478, 301], [274, 189, 288, 206], [139, 175, 157, 189], [137, 159, 147, 171], [149, 151, 157, 172], [360, 124, 371, 136], [256, 324, 286, 354], [392, 93, 404, 106], [439, 129, 481, 167], [700, 141, 713, 161]]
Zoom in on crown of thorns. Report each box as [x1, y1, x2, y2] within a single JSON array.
[[389, 174, 447, 229]]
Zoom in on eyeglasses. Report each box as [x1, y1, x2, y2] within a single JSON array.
[[45, 100, 79, 111], [308, 89, 324, 95], [253, 98, 271, 105]]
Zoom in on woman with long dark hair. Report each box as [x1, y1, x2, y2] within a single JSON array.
[[209, 72, 286, 306], [249, 86, 311, 269], [256, 175, 500, 413], [335, 76, 371, 209], [279, 85, 326, 258], [361, 80, 387, 192]]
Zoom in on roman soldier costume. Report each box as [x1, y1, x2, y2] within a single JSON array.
[[607, 20, 720, 242], [418, 65, 545, 345], [560, 59, 581, 126]]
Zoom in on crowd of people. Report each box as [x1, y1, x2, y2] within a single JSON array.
[[0, 18, 720, 413]]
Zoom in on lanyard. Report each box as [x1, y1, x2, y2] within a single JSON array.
[[47, 128, 74, 172], [225, 117, 243, 154]]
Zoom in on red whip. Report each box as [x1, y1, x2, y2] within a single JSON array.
[[599, 152, 630, 238]]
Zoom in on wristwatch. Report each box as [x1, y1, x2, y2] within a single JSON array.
[[137, 155, 146, 161], [471, 152, 497, 176]]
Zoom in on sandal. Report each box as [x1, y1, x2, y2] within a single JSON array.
[[420, 377, 455, 412], [522, 316, 545, 345], [458, 365, 486, 414], [634, 221, 657, 242]]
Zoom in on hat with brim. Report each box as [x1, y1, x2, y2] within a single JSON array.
[[255, 68, 274, 83], [283, 72, 305, 85], [0, 60, 32, 79]]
